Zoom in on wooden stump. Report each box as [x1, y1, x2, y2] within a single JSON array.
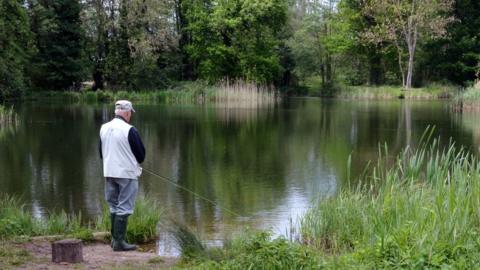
[[52, 239, 83, 263]]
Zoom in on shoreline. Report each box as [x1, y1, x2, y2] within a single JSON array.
[[1, 239, 177, 269]]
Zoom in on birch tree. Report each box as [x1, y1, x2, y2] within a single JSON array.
[[362, 0, 454, 89]]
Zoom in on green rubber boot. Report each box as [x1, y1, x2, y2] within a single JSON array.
[[110, 213, 116, 248], [113, 214, 137, 251]]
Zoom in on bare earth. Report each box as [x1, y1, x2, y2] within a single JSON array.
[[13, 240, 178, 270]]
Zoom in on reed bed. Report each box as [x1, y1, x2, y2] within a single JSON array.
[[300, 131, 480, 268], [454, 87, 480, 112], [27, 80, 280, 107], [214, 79, 279, 108], [338, 85, 457, 100]]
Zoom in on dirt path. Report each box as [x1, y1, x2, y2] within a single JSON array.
[[12, 240, 178, 270]]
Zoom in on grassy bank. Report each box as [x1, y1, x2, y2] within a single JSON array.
[[0, 243, 32, 269], [25, 82, 462, 103], [301, 133, 480, 268], [26, 80, 279, 106], [26, 83, 215, 104], [173, 131, 480, 269], [337, 84, 458, 100], [173, 230, 322, 269], [0, 194, 162, 243]]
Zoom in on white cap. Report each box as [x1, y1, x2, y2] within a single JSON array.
[[115, 100, 135, 112]]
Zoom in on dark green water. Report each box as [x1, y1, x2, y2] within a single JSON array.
[[0, 99, 477, 245]]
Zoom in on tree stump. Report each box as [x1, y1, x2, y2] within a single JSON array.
[[52, 239, 83, 263]]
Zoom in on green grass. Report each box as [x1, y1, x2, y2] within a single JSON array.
[[0, 243, 31, 269], [174, 230, 322, 269], [27, 89, 209, 104], [337, 84, 458, 100], [96, 196, 163, 244], [0, 194, 162, 243], [454, 87, 480, 112], [457, 87, 480, 101], [25, 81, 216, 104], [300, 130, 480, 268], [173, 129, 480, 269]]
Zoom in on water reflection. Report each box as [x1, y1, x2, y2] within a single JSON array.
[[0, 99, 474, 244]]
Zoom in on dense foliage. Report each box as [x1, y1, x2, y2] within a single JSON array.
[[0, 0, 479, 99], [0, 0, 33, 99]]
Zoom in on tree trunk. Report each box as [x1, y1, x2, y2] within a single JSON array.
[[406, 48, 414, 89], [326, 53, 332, 85], [52, 239, 83, 263], [405, 27, 417, 89], [320, 64, 325, 87], [368, 53, 382, 85]]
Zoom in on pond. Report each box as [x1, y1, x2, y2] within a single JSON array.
[[0, 98, 477, 253]]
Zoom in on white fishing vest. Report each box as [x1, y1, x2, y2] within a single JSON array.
[[100, 118, 142, 179]]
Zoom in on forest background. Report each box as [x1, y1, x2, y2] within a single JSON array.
[[1, 0, 479, 100]]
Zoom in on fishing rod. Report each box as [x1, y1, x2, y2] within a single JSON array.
[[142, 166, 242, 218]]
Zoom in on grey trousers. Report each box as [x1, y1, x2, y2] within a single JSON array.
[[105, 177, 138, 216]]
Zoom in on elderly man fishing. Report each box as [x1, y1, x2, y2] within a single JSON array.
[[99, 100, 145, 251]]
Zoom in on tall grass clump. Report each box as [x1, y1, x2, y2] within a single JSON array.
[[454, 87, 480, 112], [176, 230, 322, 269], [0, 194, 162, 243], [0, 194, 37, 238], [214, 79, 279, 108], [0, 194, 93, 241], [96, 196, 163, 243], [301, 132, 480, 268], [170, 221, 206, 259]]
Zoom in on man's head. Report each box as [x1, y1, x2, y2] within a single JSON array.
[[115, 100, 135, 122]]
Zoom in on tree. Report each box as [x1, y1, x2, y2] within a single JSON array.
[[82, 0, 108, 90], [333, 0, 391, 85], [362, 0, 454, 89], [29, 0, 86, 90], [182, 0, 289, 83], [83, 0, 179, 89], [421, 0, 480, 85], [0, 0, 33, 99], [289, 0, 339, 89]]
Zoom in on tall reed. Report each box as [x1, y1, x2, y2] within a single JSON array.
[[300, 132, 480, 268], [214, 79, 279, 108], [455, 87, 480, 112]]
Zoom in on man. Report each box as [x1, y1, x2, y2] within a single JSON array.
[[99, 100, 145, 251]]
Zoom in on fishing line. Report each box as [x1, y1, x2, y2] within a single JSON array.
[[142, 167, 242, 218]]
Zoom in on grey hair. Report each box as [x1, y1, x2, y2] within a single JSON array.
[[115, 109, 129, 115]]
